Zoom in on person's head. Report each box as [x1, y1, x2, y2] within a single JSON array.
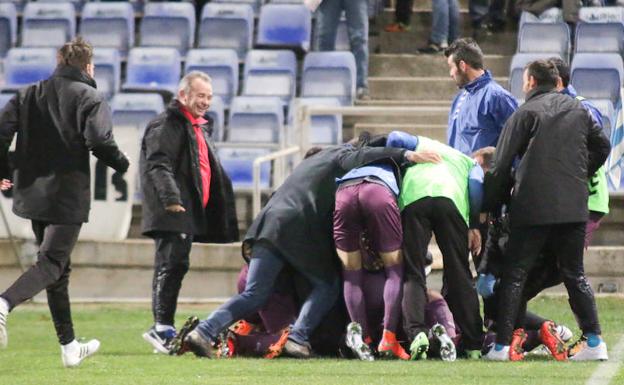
[[548, 57, 569, 91], [177, 71, 213, 118], [444, 38, 485, 88], [57, 36, 94, 77], [472, 146, 496, 173], [522, 60, 559, 94]]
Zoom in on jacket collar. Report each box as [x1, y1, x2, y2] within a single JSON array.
[[53, 64, 97, 88], [560, 84, 577, 97], [526, 85, 557, 101], [167, 99, 213, 129], [463, 70, 492, 94]]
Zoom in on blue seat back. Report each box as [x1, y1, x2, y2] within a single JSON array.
[[579, 6, 624, 24], [257, 4, 311, 52], [575, 23, 624, 56], [289, 97, 343, 145], [80, 2, 134, 55], [185, 48, 239, 108], [22, 2, 75, 47], [508, 52, 563, 100], [571, 53, 624, 104], [111, 93, 165, 132], [243, 50, 297, 103], [588, 98, 615, 139], [198, 3, 254, 61], [3, 48, 57, 90], [0, 93, 15, 110], [0, 0, 25, 13], [517, 22, 570, 62], [218, 147, 271, 188], [213, 0, 263, 15], [0, 3, 16, 57], [206, 95, 225, 142], [228, 96, 283, 143], [140, 2, 196, 54], [518, 8, 563, 29], [301, 52, 356, 105], [93, 48, 120, 100], [124, 48, 181, 94]]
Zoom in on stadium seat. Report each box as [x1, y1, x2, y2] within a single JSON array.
[[256, 4, 312, 52], [80, 2, 135, 57], [589, 98, 615, 139], [0, 3, 16, 58], [571, 53, 624, 105], [213, 0, 263, 15], [228, 96, 284, 144], [243, 50, 297, 105], [218, 147, 271, 188], [185, 49, 239, 108], [0, 0, 25, 13], [206, 95, 225, 142], [518, 7, 563, 28], [578, 6, 624, 24], [198, 3, 254, 61], [289, 97, 343, 145], [122, 48, 181, 96], [517, 22, 570, 62], [111, 93, 165, 133], [22, 2, 75, 48], [2, 48, 57, 92], [301, 52, 356, 105], [140, 2, 196, 55], [38, 0, 85, 12], [0, 93, 15, 110], [508, 52, 563, 100], [93, 48, 120, 100], [575, 7, 624, 57]]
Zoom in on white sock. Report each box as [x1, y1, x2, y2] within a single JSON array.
[[61, 339, 79, 353], [0, 297, 9, 315], [155, 324, 175, 333]]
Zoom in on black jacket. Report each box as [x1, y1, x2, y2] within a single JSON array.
[[483, 87, 610, 226], [243, 145, 406, 283], [0, 65, 129, 224], [140, 100, 239, 242]]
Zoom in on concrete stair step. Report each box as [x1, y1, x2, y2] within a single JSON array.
[[368, 76, 509, 100], [369, 54, 512, 78]]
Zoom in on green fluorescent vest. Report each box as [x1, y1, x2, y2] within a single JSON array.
[[399, 137, 476, 224], [588, 166, 609, 214]]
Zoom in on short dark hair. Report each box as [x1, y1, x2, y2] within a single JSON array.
[[444, 38, 484, 70], [57, 36, 93, 71], [524, 60, 559, 88], [548, 57, 570, 87], [472, 146, 496, 170]]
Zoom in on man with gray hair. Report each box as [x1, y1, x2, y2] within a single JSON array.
[[140, 71, 238, 354]]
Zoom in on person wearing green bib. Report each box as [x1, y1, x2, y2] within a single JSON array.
[[386, 130, 494, 360]]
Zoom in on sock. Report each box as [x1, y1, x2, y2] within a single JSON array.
[[382, 264, 403, 333], [425, 298, 457, 339], [155, 323, 175, 333], [343, 269, 369, 338], [494, 343, 507, 352], [61, 339, 79, 352], [586, 333, 601, 348], [0, 297, 9, 314]]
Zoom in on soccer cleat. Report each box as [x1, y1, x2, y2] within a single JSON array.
[[465, 350, 482, 360], [568, 336, 609, 361], [142, 326, 176, 354], [230, 319, 255, 336], [484, 344, 509, 361], [61, 339, 100, 368], [168, 316, 199, 356], [431, 323, 456, 362], [556, 324, 573, 342], [539, 321, 567, 361], [283, 338, 313, 359], [377, 330, 409, 360], [265, 327, 290, 359], [0, 300, 8, 349], [409, 332, 429, 360], [216, 331, 236, 358], [345, 322, 374, 361], [182, 329, 215, 358], [509, 329, 527, 361], [384, 22, 411, 33]]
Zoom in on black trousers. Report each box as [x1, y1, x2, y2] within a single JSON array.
[[1, 221, 81, 345], [395, 0, 413, 24], [151, 232, 193, 326], [495, 222, 601, 345], [401, 197, 484, 350]]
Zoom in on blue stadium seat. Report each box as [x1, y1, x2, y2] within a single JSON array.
[[2, 48, 57, 92], [517, 22, 570, 62], [256, 4, 312, 52], [22, 2, 75, 48], [243, 50, 297, 105], [38, 0, 85, 12], [0, 0, 25, 13], [206, 95, 225, 142], [508, 52, 563, 100], [111, 93, 165, 132], [228, 96, 283, 143], [213, 0, 263, 15], [140, 2, 196, 55], [589, 98, 615, 139], [198, 3, 254, 61], [185, 49, 239, 108], [575, 7, 624, 57], [93, 48, 120, 100], [579, 6, 624, 24], [289, 97, 343, 145], [518, 8, 563, 29], [218, 147, 271, 189], [80, 2, 135, 57], [0, 3, 16, 58], [571, 53, 624, 105], [122, 48, 181, 95], [301, 52, 356, 105], [0, 93, 15, 110]]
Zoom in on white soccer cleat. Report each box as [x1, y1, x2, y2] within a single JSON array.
[[61, 339, 101, 368], [483, 344, 510, 361], [569, 340, 608, 362], [431, 323, 456, 362], [345, 322, 374, 361]]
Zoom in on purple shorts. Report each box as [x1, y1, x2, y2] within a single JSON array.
[[333, 181, 402, 252]]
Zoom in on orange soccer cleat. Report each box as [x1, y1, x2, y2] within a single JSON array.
[[265, 327, 290, 359], [510, 328, 528, 361], [540, 321, 568, 361], [377, 330, 410, 360]]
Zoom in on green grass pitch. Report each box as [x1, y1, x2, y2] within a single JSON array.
[[0, 297, 623, 385]]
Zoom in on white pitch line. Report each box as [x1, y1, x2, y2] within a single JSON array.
[[586, 334, 624, 385]]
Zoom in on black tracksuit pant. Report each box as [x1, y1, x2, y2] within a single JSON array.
[[401, 197, 484, 351], [394, 0, 413, 24], [1, 220, 81, 345], [151, 232, 193, 326], [495, 222, 601, 345]]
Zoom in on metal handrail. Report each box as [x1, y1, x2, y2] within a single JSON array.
[[252, 145, 300, 217]]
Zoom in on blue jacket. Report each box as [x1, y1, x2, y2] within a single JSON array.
[[336, 163, 399, 196], [561, 85, 604, 128], [447, 70, 518, 155]]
